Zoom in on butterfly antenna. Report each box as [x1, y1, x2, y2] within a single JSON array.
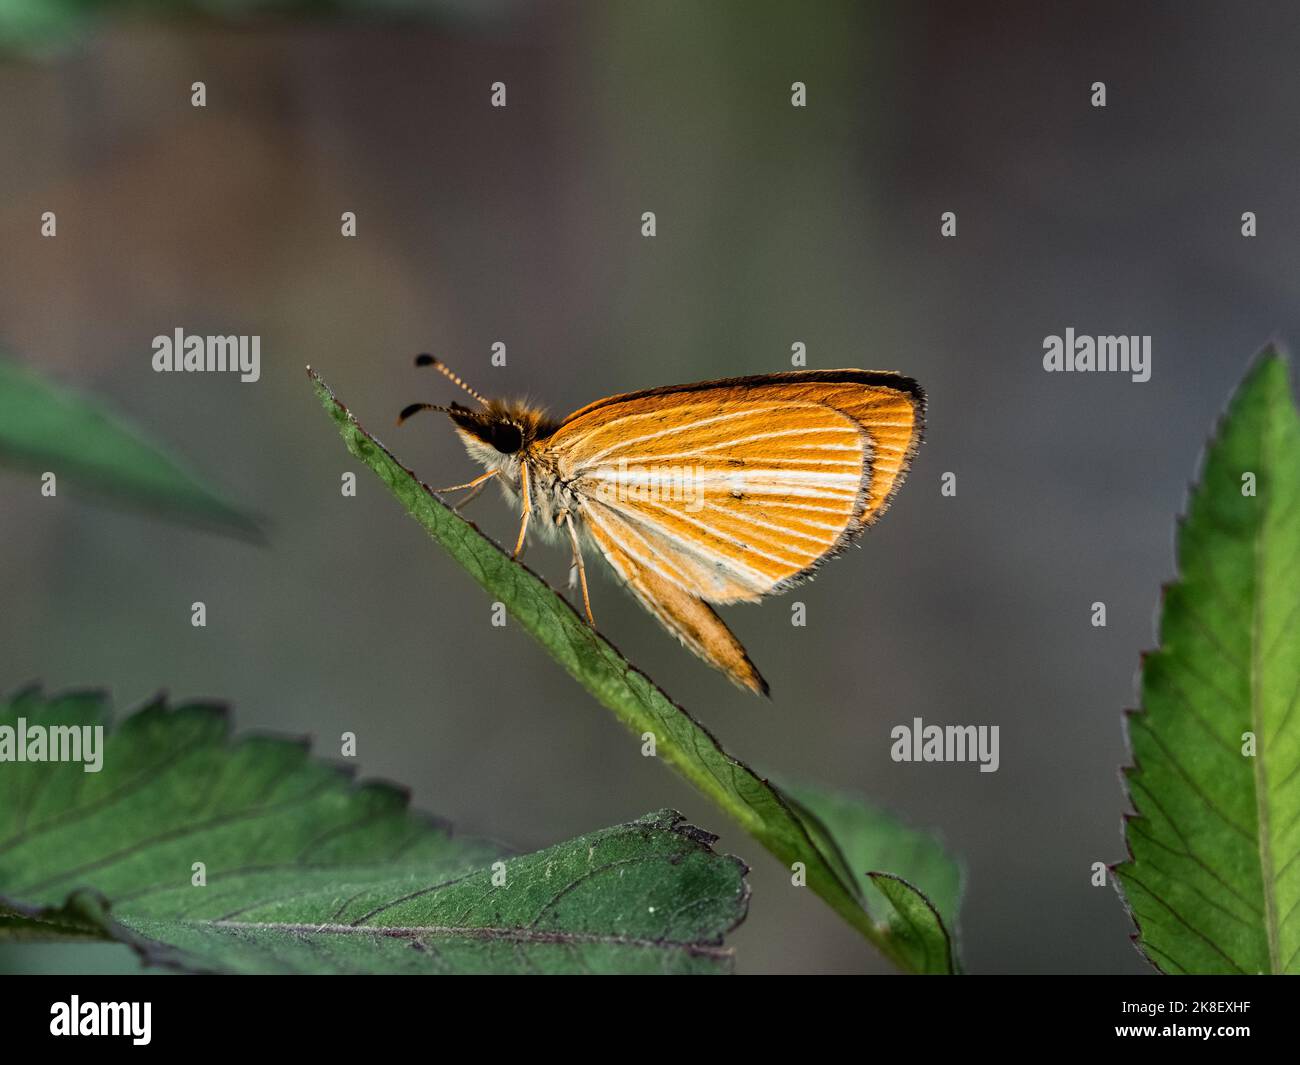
[[415, 353, 489, 407], [396, 402, 454, 426]]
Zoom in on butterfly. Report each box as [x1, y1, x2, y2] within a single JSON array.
[[399, 355, 924, 695]]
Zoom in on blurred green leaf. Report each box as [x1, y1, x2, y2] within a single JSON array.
[[784, 785, 962, 974], [0, 0, 486, 55], [1116, 348, 1300, 974], [0, 688, 748, 974], [0, 0, 99, 54], [0, 356, 258, 537], [310, 367, 962, 973]]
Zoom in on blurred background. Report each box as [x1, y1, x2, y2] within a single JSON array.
[[3, 0, 1299, 974]]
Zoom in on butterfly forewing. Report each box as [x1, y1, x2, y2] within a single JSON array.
[[541, 371, 924, 604]]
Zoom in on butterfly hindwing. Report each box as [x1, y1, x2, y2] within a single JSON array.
[[580, 512, 769, 694]]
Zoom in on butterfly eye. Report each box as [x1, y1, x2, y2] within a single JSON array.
[[489, 422, 523, 454]]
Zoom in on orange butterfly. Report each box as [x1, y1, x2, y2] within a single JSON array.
[[399, 357, 924, 695]]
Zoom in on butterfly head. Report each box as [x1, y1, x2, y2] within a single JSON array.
[[445, 400, 553, 456], [397, 354, 557, 462]]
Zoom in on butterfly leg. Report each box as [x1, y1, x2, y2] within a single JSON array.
[[450, 478, 491, 512], [563, 511, 595, 626], [512, 463, 532, 559], [433, 469, 498, 495]]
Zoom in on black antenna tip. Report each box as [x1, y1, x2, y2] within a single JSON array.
[[415, 353, 436, 367], [398, 403, 429, 424]]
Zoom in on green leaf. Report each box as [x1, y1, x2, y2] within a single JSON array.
[[1116, 348, 1300, 975], [0, 1, 484, 55], [783, 785, 962, 974], [0, 688, 749, 974], [309, 367, 962, 972], [0, 356, 258, 537]]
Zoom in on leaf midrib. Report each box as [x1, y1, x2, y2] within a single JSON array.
[[172, 919, 734, 956]]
